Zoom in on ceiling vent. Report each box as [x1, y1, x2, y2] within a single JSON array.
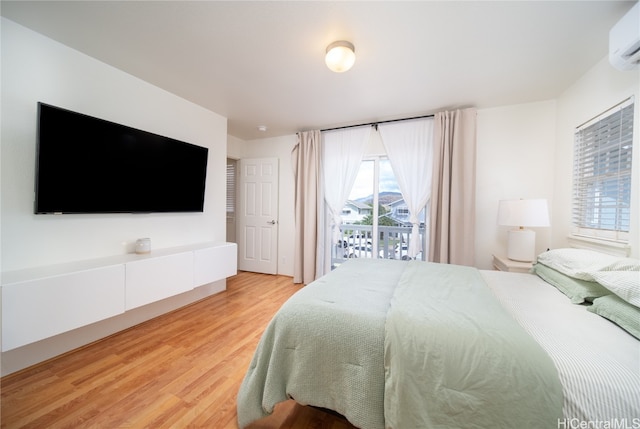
[[609, 1, 640, 71]]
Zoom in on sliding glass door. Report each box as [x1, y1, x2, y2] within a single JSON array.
[[332, 156, 426, 267]]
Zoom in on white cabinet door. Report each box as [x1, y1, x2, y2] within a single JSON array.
[[2, 265, 125, 351], [125, 252, 194, 310], [194, 243, 237, 286]]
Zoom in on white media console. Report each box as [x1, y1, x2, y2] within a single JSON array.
[[1, 242, 237, 352]]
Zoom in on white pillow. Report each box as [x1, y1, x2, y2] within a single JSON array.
[[590, 271, 640, 307], [536, 248, 625, 281]]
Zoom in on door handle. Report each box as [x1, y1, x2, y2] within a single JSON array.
[[267, 220, 277, 225]]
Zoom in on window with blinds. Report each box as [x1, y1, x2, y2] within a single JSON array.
[[226, 159, 236, 220], [572, 98, 634, 242]]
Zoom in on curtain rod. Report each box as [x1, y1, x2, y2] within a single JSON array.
[[320, 113, 435, 132]]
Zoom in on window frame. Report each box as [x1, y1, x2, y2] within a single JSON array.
[[571, 97, 634, 243]]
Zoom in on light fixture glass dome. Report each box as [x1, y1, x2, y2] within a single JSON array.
[[325, 41, 355, 73]]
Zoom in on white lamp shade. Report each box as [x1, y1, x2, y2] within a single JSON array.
[[325, 41, 355, 73], [497, 199, 550, 227]]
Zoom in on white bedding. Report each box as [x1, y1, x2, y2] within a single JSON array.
[[482, 270, 640, 423]]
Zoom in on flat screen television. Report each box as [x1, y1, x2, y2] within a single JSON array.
[[35, 103, 209, 214]]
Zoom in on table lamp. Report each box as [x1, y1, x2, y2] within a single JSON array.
[[497, 199, 550, 262]]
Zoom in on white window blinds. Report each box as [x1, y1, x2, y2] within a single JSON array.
[[226, 160, 236, 219], [572, 98, 634, 242]]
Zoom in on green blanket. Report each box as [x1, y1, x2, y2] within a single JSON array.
[[237, 258, 403, 428], [384, 261, 563, 428], [237, 259, 563, 428]]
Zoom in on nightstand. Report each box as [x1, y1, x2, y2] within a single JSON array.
[[492, 254, 533, 273]]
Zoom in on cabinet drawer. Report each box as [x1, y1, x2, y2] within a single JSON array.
[[2, 265, 125, 351], [194, 243, 237, 286], [125, 252, 194, 310]]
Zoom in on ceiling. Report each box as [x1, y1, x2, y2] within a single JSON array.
[[1, 1, 636, 140]]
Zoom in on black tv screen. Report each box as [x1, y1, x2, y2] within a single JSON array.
[[35, 102, 209, 214]]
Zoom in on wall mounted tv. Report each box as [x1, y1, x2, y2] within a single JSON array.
[[35, 103, 209, 214]]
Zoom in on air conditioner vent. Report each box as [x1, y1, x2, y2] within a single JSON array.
[[609, 2, 640, 71]]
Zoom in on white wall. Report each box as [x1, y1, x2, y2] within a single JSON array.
[[553, 57, 640, 257], [1, 18, 228, 272], [227, 134, 246, 160], [476, 100, 557, 269], [1, 18, 229, 375]]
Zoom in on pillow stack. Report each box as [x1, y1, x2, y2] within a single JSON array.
[[533, 248, 640, 340]]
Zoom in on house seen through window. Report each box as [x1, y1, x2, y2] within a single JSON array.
[[336, 157, 426, 262]]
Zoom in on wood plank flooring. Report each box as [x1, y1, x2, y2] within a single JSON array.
[[1, 272, 359, 429]]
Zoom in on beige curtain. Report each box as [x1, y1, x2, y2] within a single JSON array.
[[429, 108, 477, 266], [291, 130, 321, 284]]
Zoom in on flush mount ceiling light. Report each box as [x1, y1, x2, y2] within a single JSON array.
[[325, 40, 356, 73]]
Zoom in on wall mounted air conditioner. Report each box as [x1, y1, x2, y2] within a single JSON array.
[[609, 1, 640, 71]]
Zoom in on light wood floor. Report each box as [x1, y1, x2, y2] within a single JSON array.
[[1, 272, 358, 429]]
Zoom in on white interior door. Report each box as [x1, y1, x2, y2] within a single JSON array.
[[238, 157, 279, 274]]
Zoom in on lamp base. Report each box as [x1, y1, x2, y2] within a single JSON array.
[[507, 229, 536, 262]]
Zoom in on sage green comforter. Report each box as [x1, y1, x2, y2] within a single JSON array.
[[237, 259, 563, 428]]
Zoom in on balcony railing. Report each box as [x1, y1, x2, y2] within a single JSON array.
[[332, 224, 426, 268]]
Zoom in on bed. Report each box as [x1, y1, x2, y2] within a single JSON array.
[[237, 250, 640, 428]]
